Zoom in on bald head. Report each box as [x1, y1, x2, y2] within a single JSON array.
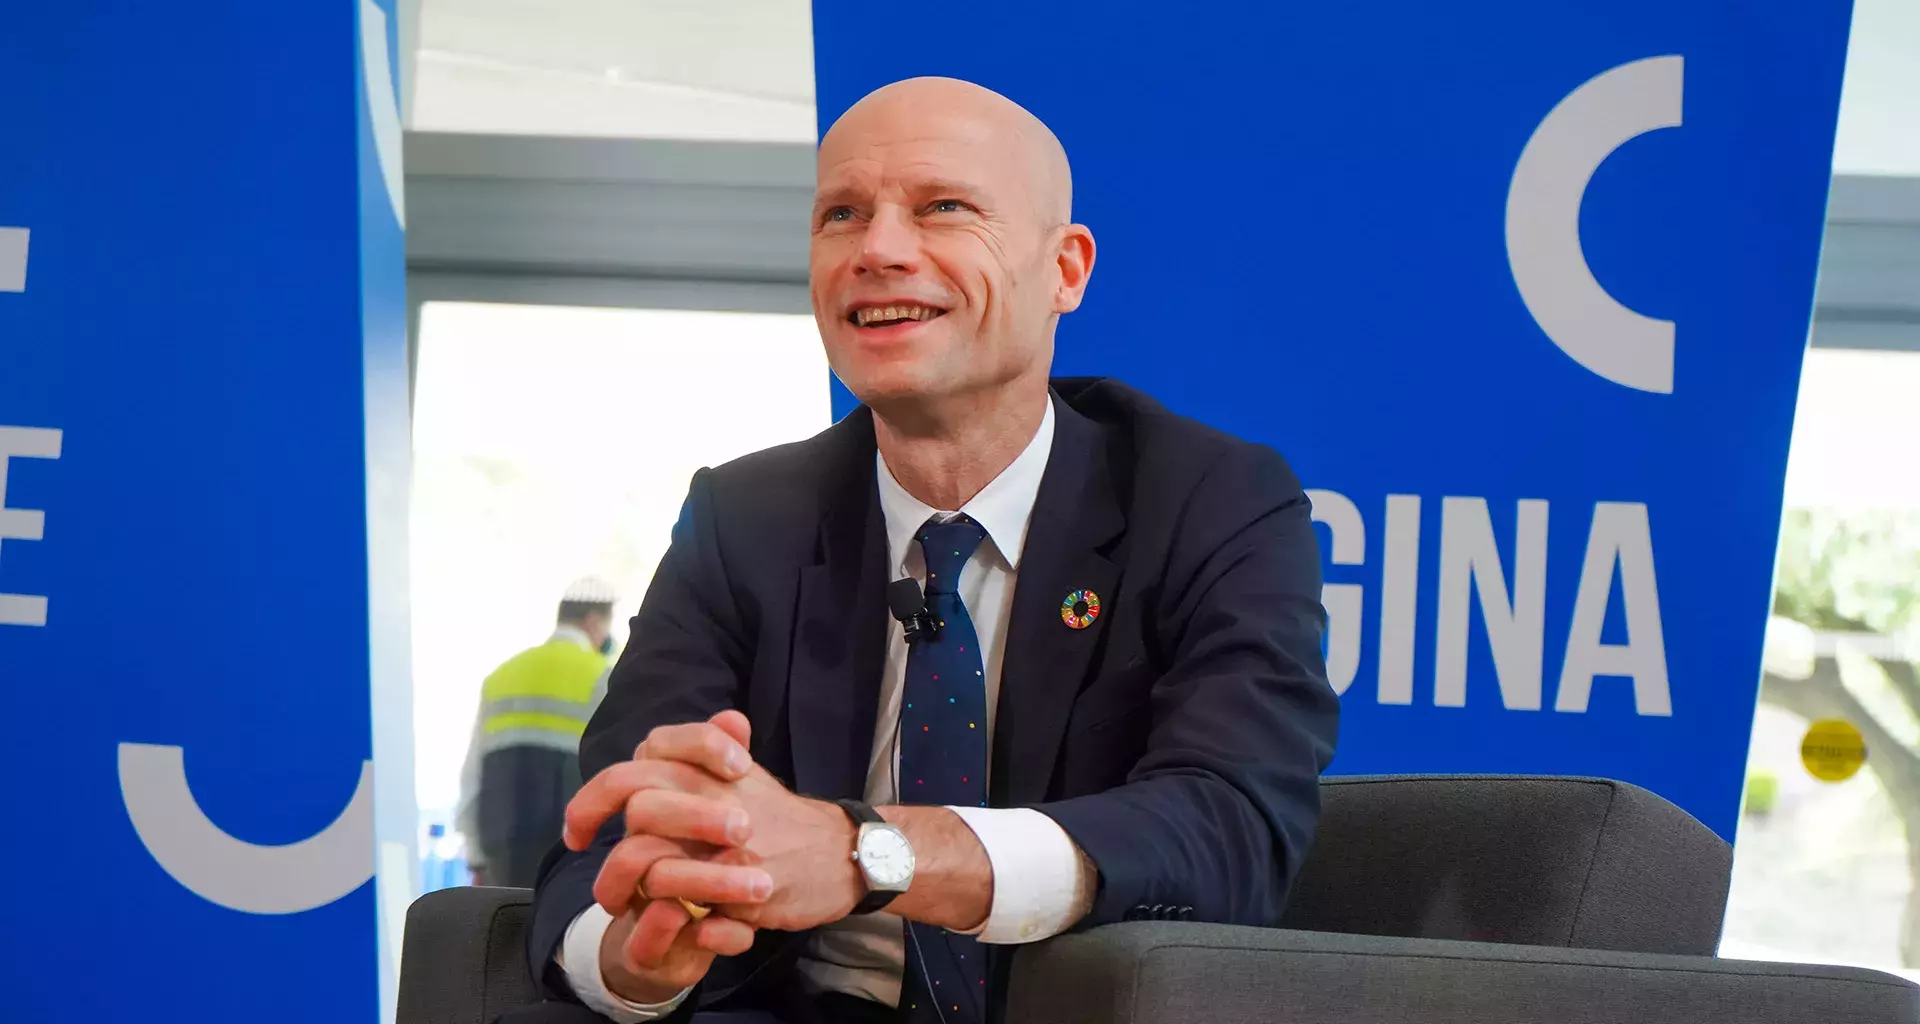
[[808, 76, 1095, 419], [822, 77, 1073, 228]]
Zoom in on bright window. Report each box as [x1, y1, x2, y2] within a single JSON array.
[[1724, 347, 1920, 977], [408, 302, 829, 819]]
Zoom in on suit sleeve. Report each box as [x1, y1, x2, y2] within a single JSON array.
[[1036, 443, 1339, 929], [526, 467, 752, 1004]]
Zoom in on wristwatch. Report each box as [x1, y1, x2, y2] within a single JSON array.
[[835, 799, 914, 914]]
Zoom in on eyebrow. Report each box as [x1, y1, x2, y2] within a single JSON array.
[[812, 177, 992, 211], [812, 183, 867, 211], [908, 178, 988, 201]]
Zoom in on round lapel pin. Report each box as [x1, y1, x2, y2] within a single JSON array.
[[1061, 589, 1101, 629]]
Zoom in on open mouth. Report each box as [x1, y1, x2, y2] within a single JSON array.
[[848, 303, 949, 329]]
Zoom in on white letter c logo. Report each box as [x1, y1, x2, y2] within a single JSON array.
[[1506, 55, 1683, 394], [119, 743, 374, 914]]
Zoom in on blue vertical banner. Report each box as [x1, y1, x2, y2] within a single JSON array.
[[815, 3, 1852, 840], [0, 3, 411, 1020]]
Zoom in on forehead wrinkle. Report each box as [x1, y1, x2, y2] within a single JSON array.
[[820, 77, 1073, 230]]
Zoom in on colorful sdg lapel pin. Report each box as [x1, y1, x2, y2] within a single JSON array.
[[1061, 589, 1101, 629]]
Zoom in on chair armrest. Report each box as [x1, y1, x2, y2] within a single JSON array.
[[1007, 923, 1920, 1024], [398, 887, 541, 1024]]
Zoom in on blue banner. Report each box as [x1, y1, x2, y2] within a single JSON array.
[[815, 2, 1853, 840], [1, 3, 410, 1019]]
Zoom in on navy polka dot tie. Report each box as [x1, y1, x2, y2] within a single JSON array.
[[899, 515, 989, 1024]]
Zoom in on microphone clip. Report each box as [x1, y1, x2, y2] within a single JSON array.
[[902, 610, 940, 645], [887, 577, 942, 645]]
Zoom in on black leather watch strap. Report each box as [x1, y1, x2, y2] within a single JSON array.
[[836, 798, 884, 826], [835, 799, 901, 915]]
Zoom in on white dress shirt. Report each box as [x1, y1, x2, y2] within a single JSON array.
[[562, 396, 1097, 1022]]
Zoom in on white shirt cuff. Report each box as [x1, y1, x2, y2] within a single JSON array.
[[944, 805, 1097, 944], [558, 904, 694, 1022]]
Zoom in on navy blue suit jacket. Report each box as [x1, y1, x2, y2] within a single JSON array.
[[528, 377, 1339, 1022]]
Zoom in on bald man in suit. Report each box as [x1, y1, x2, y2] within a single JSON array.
[[511, 77, 1338, 1024]]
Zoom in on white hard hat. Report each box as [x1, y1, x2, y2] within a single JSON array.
[[562, 575, 619, 605]]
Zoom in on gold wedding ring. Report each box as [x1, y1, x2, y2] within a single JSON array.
[[637, 880, 710, 918]]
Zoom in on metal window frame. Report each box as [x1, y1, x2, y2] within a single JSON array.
[[1813, 173, 1920, 351], [403, 130, 817, 399]]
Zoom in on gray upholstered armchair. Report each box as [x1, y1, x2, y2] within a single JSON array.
[[398, 776, 1920, 1024]]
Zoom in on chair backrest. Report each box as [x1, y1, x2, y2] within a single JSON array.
[[394, 776, 1735, 1024], [398, 886, 541, 1024], [1277, 775, 1732, 955]]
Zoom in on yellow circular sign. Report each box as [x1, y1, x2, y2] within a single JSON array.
[[1801, 719, 1867, 782]]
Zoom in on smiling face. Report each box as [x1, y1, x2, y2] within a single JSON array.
[[810, 78, 1093, 414]]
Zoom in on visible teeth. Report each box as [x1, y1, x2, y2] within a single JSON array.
[[856, 304, 938, 326]]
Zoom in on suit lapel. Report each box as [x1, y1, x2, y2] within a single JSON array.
[[787, 410, 890, 801], [993, 396, 1126, 807]]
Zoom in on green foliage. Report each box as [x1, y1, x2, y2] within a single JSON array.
[[1772, 509, 1920, 634]]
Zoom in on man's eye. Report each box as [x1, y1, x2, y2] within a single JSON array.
[[929, 199, 970, 214], [824, 207, 856, 223]]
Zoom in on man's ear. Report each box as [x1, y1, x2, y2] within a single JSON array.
[[1052, 224, 1097, 314]]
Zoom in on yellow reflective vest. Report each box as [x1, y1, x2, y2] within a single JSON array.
[[477, 633, 609, 754]]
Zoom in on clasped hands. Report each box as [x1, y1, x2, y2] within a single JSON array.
[[562, 710, 864, 1004]]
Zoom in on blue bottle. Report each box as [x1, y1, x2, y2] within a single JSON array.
[[422, 823, 471, 892]]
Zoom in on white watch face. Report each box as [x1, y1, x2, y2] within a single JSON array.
[[858, 824, 915, 890]]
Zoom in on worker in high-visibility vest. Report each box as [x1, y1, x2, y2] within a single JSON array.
[[456, 576, 618, 887]]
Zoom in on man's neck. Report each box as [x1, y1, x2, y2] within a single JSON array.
[[873, 381, 1050, 511]]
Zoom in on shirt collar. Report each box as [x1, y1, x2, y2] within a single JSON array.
[[877, 394, 1056, 575], [550, 624, 594, 650]]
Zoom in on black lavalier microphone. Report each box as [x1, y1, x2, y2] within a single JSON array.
[[887, 578, 941, 645]]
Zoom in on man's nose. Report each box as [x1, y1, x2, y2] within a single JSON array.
[[855, 208, 921, 276]]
